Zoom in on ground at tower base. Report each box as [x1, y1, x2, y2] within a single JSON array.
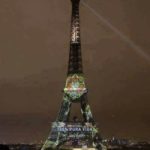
[[0, 138, 150, 150]]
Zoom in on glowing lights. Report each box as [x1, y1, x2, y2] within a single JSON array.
[[64, 74, 87, 100], [57, 127, 93, 132], [51, 122, 95, 142]]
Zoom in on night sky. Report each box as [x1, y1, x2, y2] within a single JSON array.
[[0, 0, 150, 143]]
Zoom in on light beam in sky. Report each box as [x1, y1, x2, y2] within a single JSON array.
[[82, 0, 150, 64]]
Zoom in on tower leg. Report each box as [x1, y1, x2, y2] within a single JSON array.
[[81, 95, 94, 123], [57, 95, 72, 122], [41, 123, 68, 150]]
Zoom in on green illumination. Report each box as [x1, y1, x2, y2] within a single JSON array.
[[64, 74, 87, 100]]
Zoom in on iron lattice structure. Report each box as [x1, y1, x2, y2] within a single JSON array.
[[41, 0, 105, 150]]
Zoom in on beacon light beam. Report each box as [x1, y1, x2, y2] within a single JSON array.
[[82, 0, 150, 63]]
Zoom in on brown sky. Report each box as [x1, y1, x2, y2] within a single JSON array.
[[0, 0, 150, 143]]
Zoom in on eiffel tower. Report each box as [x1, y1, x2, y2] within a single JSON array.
[[41, 0, 105, 150]]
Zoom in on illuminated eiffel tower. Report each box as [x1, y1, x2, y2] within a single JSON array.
[[41, 0, 105, 149]]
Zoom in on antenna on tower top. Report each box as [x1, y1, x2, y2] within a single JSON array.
[[68, 0, 82, 74]]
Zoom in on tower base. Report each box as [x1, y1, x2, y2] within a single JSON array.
[[41, 122, 107, 150]]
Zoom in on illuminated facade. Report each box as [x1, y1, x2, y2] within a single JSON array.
[[41, 0, 105, 150], [64, 74, 87, 100]]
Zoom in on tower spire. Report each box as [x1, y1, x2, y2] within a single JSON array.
[[68, 0, 82, 74]]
